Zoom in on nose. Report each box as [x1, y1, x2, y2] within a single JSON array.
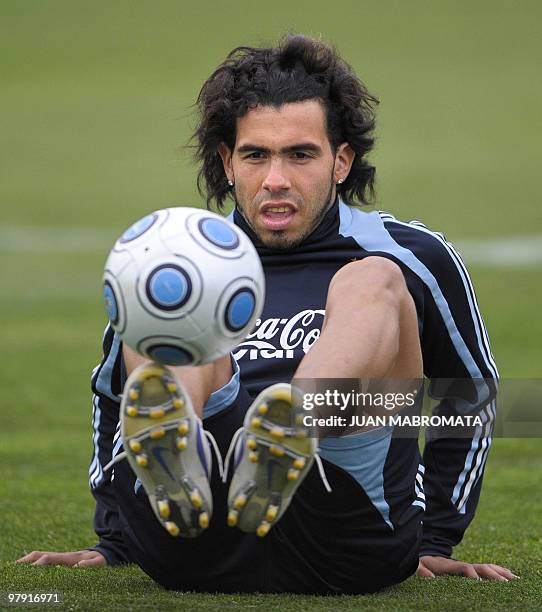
[[262, 158, 291, 192]]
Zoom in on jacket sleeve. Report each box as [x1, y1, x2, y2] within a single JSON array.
[[87, 325, 132, 565], [414, 228, 498, 558]]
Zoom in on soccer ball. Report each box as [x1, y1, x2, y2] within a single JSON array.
[[102, 207, 265, 366]]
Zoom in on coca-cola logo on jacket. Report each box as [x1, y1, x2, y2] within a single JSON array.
[[233, 309, 325, 360]]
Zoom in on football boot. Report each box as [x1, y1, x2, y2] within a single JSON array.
[[120, 362, 214, 537], [225, 383, 318, 537]]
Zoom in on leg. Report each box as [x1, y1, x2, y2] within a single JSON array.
[[224, 258, 425, 592], [282, 257, 424, 591], [295, 256, 422, 381], [225, 257, 423, 538], [123, 345, 233, 419]]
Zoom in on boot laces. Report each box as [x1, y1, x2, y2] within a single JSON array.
[[103, 420, 224, 480], [221, 426, 332, 493]]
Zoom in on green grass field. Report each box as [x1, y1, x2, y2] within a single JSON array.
[[1, 1, 541, 609]]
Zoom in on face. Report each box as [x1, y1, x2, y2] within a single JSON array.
[[219, 100, 354, 249]]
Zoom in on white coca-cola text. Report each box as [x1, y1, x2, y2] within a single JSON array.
[[233, 309, 325, 361]]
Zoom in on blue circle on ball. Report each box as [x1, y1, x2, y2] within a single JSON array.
[[120, 213, 157, 243], [146, 265, 191, 311], [199, 217, 239, 250], [225, 289, 256, 331], [103, 282, 118, 324], [148, 344, 193, 365]]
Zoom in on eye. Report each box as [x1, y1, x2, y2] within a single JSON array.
[[291, 151, 311, 160], [245, 151, 265, 160]]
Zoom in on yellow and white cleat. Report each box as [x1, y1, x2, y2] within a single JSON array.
[[120, 362, 214, 538], [225, 383, 317, 537]]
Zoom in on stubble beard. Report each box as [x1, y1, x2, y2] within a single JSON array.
[[233, 176, 336, 250]]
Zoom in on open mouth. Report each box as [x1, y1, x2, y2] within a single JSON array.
[[260, 203, 297, 231]]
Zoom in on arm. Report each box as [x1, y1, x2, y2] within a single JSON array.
[[86, 398, 132, 566], [403, 227, 515, 579], [87, 325, 132, 565], [415, 231, 498, 559], [18, 324, 131, 567], [381, 217, 517, 579]]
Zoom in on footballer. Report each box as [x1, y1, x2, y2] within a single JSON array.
[[19, 35, 518, 592]]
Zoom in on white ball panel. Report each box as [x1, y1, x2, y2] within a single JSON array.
[[104, 247, 133, 277]]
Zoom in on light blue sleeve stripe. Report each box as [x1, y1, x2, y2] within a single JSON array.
[[455, 401, 495, 511], [112, 435, 123, 459], [399, 219, 498, 379], [94, 332, 122, 402], [202, 356, 240, 419], [88, 396, 103, 488]]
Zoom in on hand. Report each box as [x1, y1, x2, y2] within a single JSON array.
[[16, 550, 106, 568], [416, 555, 519, 581]]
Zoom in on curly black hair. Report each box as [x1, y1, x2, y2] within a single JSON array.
[[192, 34, 379, 210]]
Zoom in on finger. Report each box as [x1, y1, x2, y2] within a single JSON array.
[[416, 564, 436, 579], [418, 557, 478, 578], [488, 564, 520, 580], [75, 556, 106, 568], [16, 551, 43, 563], [474, 565, 509, 582], [461, 564, 481, 580], [447, 563, 480, 579], [32, 555, 54, 566], [32, 553, 74, 567]]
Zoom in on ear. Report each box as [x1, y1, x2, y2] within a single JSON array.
[[218, 143, 234, 182], [333, 143, 356, 183]]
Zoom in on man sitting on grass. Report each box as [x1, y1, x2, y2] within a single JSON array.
[[19, 34, 518, 592]]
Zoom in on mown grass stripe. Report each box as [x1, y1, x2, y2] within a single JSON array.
[[2, 225, 542, 267]]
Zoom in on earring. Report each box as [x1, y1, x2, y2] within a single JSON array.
[[337, 178, 344, 185], [228, 179, 234, 187]]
